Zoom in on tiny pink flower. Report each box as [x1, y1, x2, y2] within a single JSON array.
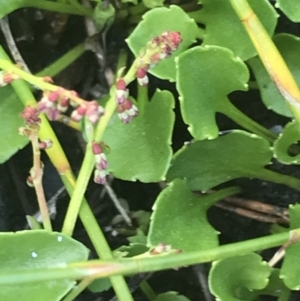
[[116, 78, 127, 90], [46, 108, 60, 121], [94, 169, 107, 184], [95, 153, 108, 170]]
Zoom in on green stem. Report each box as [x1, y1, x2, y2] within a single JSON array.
[[61, 176, 134, 301], [137, 83, 148, 115], [1, 229, 296, 285], [0, 46, 133, 301], [256, 169, 300, 192], [61, 95, 117, 236], [61, 277, 94, 301], [13, 0, 93, 17], [204, 186, 242, 209], [140, 280, 156, 301], [36, 43, 86, 78], [221, 101, 277, 143]]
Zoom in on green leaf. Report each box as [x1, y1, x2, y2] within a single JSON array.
[[115, 243, 149, 258], [209, 253, 271, 301], [93, 2, 115, 31], [280, 204, 300, 289], [198, 0, 277, 60], [88, 278, 111, 293], [128, 229, 148, 244], [276, 0, 300, 22], [142, 0, 164, 8], [0, 85, 28, 163], [176, 45, 249, 140], [104, 90, 175, 182], [147, 179, 220, 252], [273, 120, 300, 164], [257, 269, 289, 298], [0, 230, 89, 301], [248, 34, 300, 117], [167, 131, 273, 191], [126, 5, 198, 81], [154, 292, 191, 301]]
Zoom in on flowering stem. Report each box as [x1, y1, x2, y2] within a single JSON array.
[[0, 46, 133, 301], [29, 129, 52, 232], [1, 229, 298, 285], [0, 59, 87, 107]]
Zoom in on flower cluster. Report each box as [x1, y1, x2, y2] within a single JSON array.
[[115, 78, 139, 124], [92, 141, 108, 184], [19, 106, 53, 150], [114, 31, 182, 124], [135, 31, 182, 86], [38, 89, 104, 123]]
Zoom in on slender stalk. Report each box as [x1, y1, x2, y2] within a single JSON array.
[[36, 43, 86, 78], [61, 277, 95, 301], [61, 176, 134, 301], [137, 84, 149, 116], [220, 101, 277, 143], [256, 169, 300, 192], [229, 0, 300, 124], [30, 132, 52, 231], [140, 281, 157, 301], [61, 96, 116, 236], [0, 229, 297, 285]]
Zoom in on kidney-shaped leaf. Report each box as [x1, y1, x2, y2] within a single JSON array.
[[273, 120, 300, 164], [276, 0, 300, 23], [280, 204, 300, 289], [248, 34, 300, 117], [209, 253, 271, 301], [176, 45, 249, 140], [126, 5, 198, 81], [104, 90, 174, 182], [198, 0, 277, 61], [0, 85, 28, 163], [0, 230, 89, 301], [147, 179, 228, 252], [167, 131, 273, 191], [154, 292, 191, 301]]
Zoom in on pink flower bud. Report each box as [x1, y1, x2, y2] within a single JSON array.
[[116, 78, 127, 90], [27, 176, 34, 187], [92, 141, 102, 155], [39, 139, 53, 149]]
